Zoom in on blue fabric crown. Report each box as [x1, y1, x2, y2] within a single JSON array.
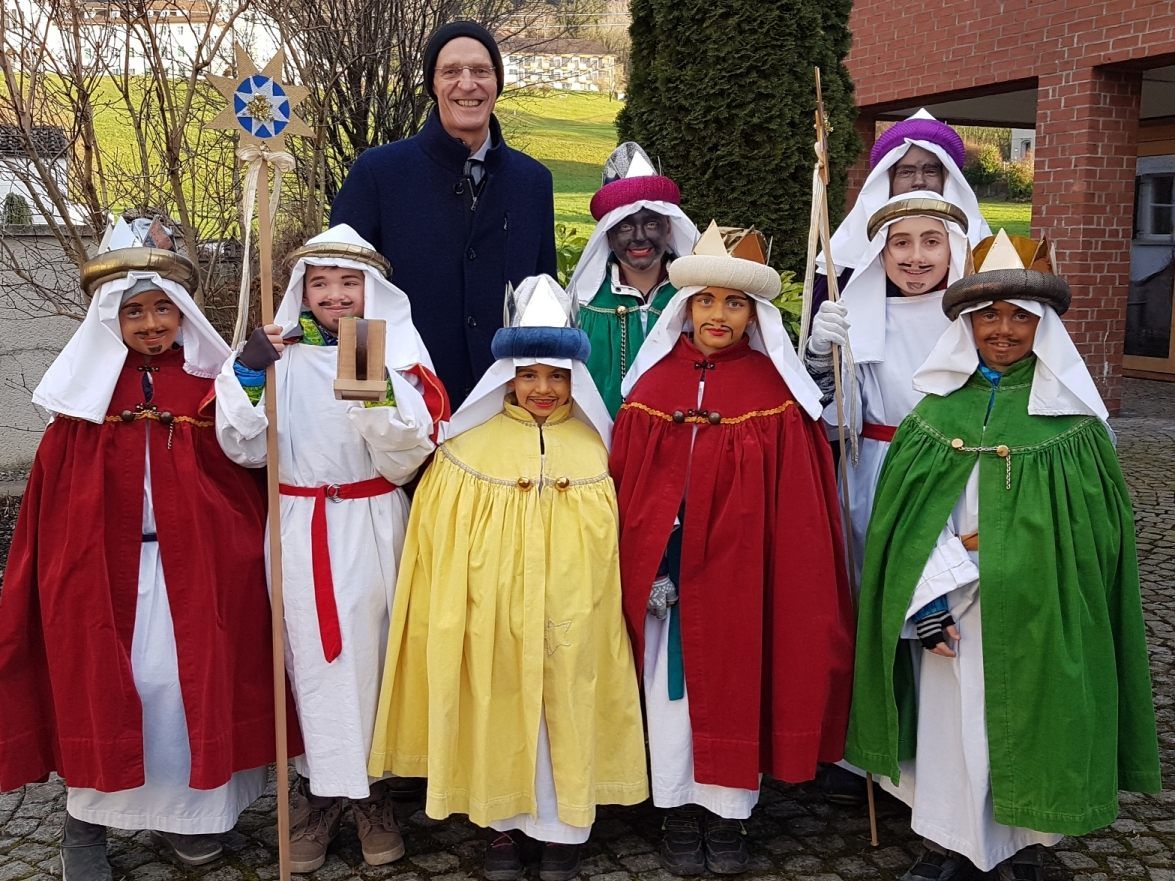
[[491, 326, 591, 362]]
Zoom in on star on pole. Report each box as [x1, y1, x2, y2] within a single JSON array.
[[206, 43, 312, 143]]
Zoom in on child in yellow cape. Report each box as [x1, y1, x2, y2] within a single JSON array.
[[368, 274, 648, 881]]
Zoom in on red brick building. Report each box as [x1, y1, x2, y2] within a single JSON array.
[[844, 0, 1175, 409]]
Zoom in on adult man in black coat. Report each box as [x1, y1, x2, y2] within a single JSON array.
[[331, 21, 557, 405]]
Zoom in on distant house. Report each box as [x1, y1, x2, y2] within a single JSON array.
[[499, 37, 621, 94], [0, 125, 84, 226], [45, 0, 279, 76]]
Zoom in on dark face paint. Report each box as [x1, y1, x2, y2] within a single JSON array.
[[606, 207, 671, 273]]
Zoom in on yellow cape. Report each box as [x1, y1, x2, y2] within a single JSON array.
[[368, 402, 648, 827]]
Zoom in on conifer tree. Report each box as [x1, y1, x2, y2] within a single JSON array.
[[618, 0, 859, 272]]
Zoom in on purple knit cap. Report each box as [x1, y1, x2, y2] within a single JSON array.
[[870, 118, 966, 171]]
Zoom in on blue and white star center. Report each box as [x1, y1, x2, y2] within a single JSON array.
[[233, 76, 290, 139]]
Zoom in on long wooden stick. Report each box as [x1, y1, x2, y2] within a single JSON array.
[[258, 158, 292, 881], [808, 67, 879, 849]]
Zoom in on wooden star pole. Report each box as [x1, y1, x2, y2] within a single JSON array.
[[803, 67, 879, 849], [207, 44, 311, 881]]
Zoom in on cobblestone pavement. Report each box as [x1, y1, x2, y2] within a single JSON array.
[[1, 379, 1172, 881]]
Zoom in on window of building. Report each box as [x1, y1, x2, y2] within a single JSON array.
[[1135, 172, 1175, 239]]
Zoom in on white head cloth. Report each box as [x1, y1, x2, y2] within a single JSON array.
[[840, 190, 971, 365], [818, 110, 991, 275], [278, 223, 439, 432], [277, 223, 434, 374], [913, 299, 1109, 420], [33, 270, 229, 423], [620, 284, 823, 420], [443, 274, 614, 446], [566, 198, 699, 304]]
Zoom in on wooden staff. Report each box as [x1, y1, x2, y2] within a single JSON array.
[[258, 157, 292, 881], [207, 45, 311, 881], [806, 66, 879, 849]]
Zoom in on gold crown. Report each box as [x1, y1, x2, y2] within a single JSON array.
[[285, 242, 391, 278], [866, 197, 969, 240], [81, 247, 197, 296], [943, 229, 1069, 319]]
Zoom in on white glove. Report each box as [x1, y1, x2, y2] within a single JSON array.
[[807, 300, 850, 355], [647, 575, 679, 620]]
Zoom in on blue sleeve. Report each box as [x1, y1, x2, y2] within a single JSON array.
[[233, 360, 266, 405], [913, 594, 951, 622], [330, 152, 381, 247]]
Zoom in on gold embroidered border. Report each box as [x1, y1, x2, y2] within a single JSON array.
[[438, 445, 610, 489], [621, 400, 794, 425], [61, 412, 213, 429]]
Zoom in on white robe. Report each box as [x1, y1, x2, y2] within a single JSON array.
[[67, 455, 267, 833], [836, 291, 952, 585], [882, 468, 1063, 871], [215, 343, 434, 799], [642, 613, 759, 820]]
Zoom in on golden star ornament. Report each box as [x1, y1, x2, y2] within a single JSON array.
[[206, 43, 312, 144]]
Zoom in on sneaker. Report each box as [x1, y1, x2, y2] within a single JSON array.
[[151, 831, 224, 867], [703, 814, 749, 875], [484, 831, 527, 881], [352, 785, 406, 866], [288, 784, 345, 874], [659, 806, 706, 876], [995, 845, 1046, 881], [900, 840, 971, 881], [60, 813, 112, 881], [818, 764, 868, 806], [539, 843, 581, 881]]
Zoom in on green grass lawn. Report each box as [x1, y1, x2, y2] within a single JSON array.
[[979, 200, 1032, 238], [498, 90, 624, 230]]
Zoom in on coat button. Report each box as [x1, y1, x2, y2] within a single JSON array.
[[951, 438, 965, 450], [120, 410, 135, 423], [996, 444, 1010, 458], [158, 411, 174, 425], [516, 477, 532, 490], [555, 477, 571, 491], [467, 247, 477, 260], [672, 410, 685, 423], [466, 315, 478, 328], [707, 411, 722, 425], [615, 305, 628, 316]]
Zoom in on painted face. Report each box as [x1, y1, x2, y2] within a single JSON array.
[[969, 300, 1040, 370], [881, 217, 951, 296], [303, 265, 365, 333], [890, 145, 946, 195], [508, 363, 571, 423], [689, 287, 754, 356], [606, 207, 671, 273], [119, 289, 183, 356], [433, 37, 497, 148]]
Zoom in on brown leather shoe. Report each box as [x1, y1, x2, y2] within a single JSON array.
[[288, 784, 344, 873], [352, 783, 406, 866]]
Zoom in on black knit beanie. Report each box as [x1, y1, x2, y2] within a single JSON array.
[[423, 21, 504, 99]]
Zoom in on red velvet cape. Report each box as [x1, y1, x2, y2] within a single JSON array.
[[0, 348, 300, 792], [610, 335, 854, 789]]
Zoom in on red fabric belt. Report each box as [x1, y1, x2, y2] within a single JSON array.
[[861, 422, 898, 443], [279, 476, 397, 662]]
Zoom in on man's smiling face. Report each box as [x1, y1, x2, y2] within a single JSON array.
[[433, 37, 497, 148]]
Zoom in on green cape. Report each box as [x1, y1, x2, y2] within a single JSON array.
[[845, 356, 1161, 835], [580, 271, 676, 415]]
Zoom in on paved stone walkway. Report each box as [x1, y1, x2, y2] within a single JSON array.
[[1, 379, 1171, 881]]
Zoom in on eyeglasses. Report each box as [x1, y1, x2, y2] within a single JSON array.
[[893, 163, 944, 180], [437, 65, 495, 81]]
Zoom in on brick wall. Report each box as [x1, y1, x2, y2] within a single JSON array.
[[843, 0, 1175, 411]]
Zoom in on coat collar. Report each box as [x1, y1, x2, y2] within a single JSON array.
[[417, 107, 506, 172]]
